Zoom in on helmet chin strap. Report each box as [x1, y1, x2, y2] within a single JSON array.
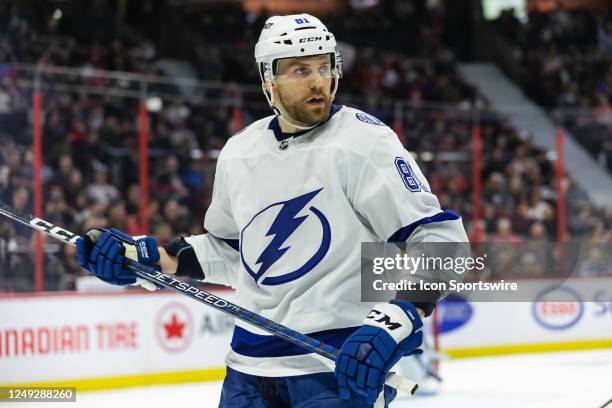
[[277, 112, 319, 131], [263, 76, 340, 132]]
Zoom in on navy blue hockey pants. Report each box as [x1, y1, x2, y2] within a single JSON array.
[[219, 366, 397, 407]]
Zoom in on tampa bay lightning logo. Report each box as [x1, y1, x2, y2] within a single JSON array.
[[240, 188, 331, 286], [355, 112, 385, 126]]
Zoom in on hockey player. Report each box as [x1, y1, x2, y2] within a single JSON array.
[[76, 13, 468, 407]]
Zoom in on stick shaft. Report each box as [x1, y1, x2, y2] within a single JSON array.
[[0, 201, 418, 394]]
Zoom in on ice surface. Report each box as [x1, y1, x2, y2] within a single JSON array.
[[3, 350, 611, 408]]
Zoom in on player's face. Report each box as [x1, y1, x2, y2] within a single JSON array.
[[272, 54, 333, 126]]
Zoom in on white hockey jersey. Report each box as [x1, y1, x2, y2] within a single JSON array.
[[184, 104, 468, 377]]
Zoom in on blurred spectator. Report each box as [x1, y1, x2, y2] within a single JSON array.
[[568, 205, 598, 238], [107, 200, 139, 236], [162, 199, 192, 236], [491, 218, 522, 244], [86, 165, 118, 210], [528, 222, 549, 242], [577, 246, 611, 276]]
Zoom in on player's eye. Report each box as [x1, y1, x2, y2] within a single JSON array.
[[293, 67, 310, 77], [319, 65, 330, 75]]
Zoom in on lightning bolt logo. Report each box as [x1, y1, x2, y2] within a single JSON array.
[[256, 188, 322, 276], [240, 188, 331, 285]]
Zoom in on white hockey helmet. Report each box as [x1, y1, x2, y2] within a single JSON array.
[[254, 14, 343, 116]]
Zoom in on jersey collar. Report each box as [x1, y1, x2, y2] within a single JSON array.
[[268, 104, 343, 142]]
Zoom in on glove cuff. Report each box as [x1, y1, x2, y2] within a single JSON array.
[[391, 300, 424, 328], [363, 302, 416, 343], [134, 236, 160, 263], [164, 237, 205, 280], [109, 228, 160, 263], [406, 301, 436, 318]]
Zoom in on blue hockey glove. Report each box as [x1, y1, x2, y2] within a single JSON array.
[[334, 300, 423, 404], [76, 228, 160, 290]]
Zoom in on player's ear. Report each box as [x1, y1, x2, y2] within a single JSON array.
[[264, 80, 278, 99], [263, 80, 274, 94]]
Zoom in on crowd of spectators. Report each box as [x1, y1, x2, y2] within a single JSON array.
[[492, 2, 612, 173], [0, 1, 610, 291], [0, 1, 227, 290], [153, 0, 462, 85]]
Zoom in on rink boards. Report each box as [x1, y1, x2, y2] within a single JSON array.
[[0, 289, 235, 389], [437, 280, 612, 357], [0, 280, 611, 389]]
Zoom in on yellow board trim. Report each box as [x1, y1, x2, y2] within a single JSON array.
[[443, 338, 612, 359], [1, 367, 227, 392]]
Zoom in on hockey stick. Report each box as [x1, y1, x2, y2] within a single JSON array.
[[0, 201, 418, 398]]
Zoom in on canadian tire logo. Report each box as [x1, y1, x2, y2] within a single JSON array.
[[155, 302, 194, 353]]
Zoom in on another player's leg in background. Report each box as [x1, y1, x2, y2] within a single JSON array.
[[398, 308, 443, 395]]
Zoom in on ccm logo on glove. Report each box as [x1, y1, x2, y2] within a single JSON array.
[[363, 303, 415, 343], [137, 240, 152, 262]]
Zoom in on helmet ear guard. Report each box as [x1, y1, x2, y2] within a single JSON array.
[[333, 51, 343, 79], [329, 51, 343, 101]]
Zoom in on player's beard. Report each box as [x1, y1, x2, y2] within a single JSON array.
[[276, 88, 331, 126]]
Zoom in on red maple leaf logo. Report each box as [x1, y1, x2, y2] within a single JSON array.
[[163, 313, 185, 339]]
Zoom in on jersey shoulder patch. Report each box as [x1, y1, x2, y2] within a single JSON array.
[[355, 111, 385, 126]]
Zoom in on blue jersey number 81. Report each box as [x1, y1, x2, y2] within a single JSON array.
[[395, 157, 427, 192]]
